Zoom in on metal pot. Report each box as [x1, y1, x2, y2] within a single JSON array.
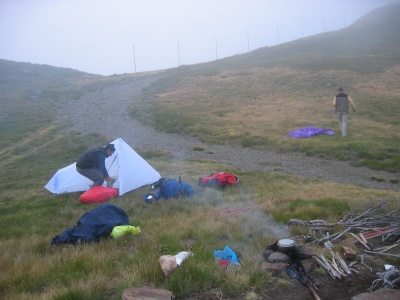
[[277, 239, 296, 253]]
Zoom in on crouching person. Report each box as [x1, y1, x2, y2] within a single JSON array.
[[76, 143, 116, 188]]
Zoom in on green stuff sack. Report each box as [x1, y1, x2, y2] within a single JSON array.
[[111, 225, 141, 238]]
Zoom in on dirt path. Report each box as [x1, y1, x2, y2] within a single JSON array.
[[59, 76, 400, 192]]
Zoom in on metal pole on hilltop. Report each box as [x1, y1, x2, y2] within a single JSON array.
[[178, 41, 181, 67], [215, 37, 218, 60], [247, 29, 250, 52], [277, 21, 280, 45], [133, 43, 137, 73]]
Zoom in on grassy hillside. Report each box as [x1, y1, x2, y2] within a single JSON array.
[[130, 3, 400, 173], [1, 88, 399, 299]]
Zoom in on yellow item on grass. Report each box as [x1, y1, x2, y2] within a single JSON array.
[[111, 225, 141, 238]]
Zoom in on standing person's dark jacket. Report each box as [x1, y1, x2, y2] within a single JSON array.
[[335, 92, 349, 113], [76, 147, 110, 178], [333, 92, 356, 113]]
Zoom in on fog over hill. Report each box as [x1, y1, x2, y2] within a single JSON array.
[[1, 3, 400, 77], [1, 0, 398, 75], [211, 2, 400, 73]]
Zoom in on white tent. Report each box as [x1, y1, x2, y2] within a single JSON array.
[[45, 137, 161, 196]]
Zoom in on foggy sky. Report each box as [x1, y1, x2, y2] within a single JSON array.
[[0, 0, 397, 76]]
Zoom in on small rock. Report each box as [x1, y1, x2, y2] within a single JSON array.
[[262, 249, 274, 261], [267, 251, 290, 263], [260, 261, 287, 270], [300, 257, 315, 274], [122, 286, 174, 300]]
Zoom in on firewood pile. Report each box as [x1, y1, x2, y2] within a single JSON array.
[[288, 198, 400, 255], [287, 198, 400, 292], [313, 251, 354, 280]]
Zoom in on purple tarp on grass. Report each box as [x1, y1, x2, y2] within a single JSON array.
[[287, 126, 335, 138]]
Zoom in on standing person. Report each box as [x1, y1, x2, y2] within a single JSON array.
[[333, 87, 356, 137], [76, 143, 116, 188]]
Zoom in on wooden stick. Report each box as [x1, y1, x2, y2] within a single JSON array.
[[366, 229, 400, 240], [334, 252, 352, 276], [380, 243, 399, 253], [349, 233, 371, 250], [313, 256, 336, 279], [363, 228, 396, 238], [331, 227, 351, 242], [330, 251, 343, 275], [359, 233, 373, 250], [364, 250, 400, 258], [306, 282, 321, 300], [319, 254, 342, 279], [331, 256, 347, 278]]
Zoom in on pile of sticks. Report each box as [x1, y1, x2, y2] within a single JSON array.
[[288, 198, 400, 248], [313, 251, 353, 280]]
